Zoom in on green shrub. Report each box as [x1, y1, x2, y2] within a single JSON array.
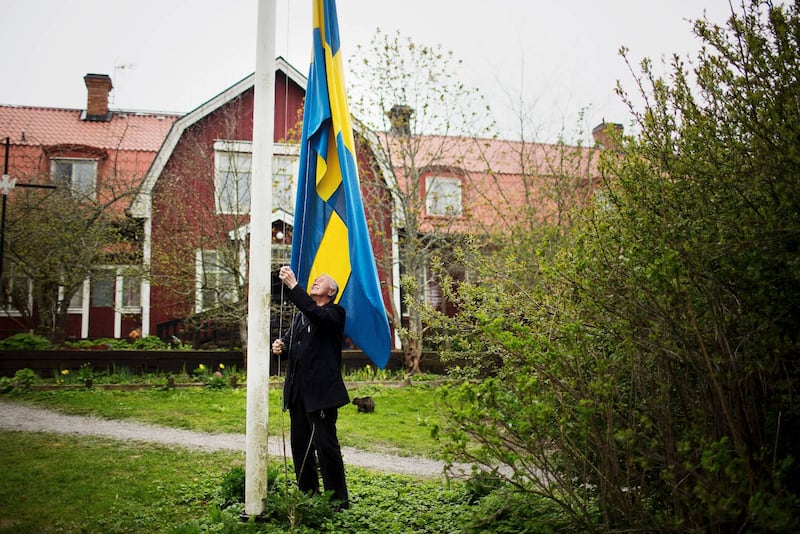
[[131, 336, 170, 351], [0, 333, 51, 350], [215, 466, 246, 508], [11, 368, 38, 391]]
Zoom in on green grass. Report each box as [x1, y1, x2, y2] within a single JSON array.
[[3, 383, 444, 457], [0, 431, 482, 533], [0, 431, 243, 533], [0, 382, 572, 533]]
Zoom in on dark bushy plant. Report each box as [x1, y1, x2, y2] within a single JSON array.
[[0, 333, 51, 350]]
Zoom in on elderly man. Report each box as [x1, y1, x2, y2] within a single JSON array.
[[271, 265, 350, 509]]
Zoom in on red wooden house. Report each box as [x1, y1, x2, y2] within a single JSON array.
[[128, 58, 395, 346], [0, 74, 179, 339], [0, 61, 611, 350]]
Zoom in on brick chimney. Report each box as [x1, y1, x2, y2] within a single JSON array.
[[83, 73, 113, 121], [592, 121, 623, 150], [387, 104, 414, 136]]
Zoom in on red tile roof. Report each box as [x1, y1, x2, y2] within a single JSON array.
[[387, 134, 601, 234], [0, 105, 179, 152]]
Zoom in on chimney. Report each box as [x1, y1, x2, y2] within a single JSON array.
[[592, 121, 623, 150], [387, 104, 414, 136], [83, 73, 113, 121]]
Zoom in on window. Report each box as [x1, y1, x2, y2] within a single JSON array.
[[121, 274, 141, 309], [425, 176, 462, 216], [197, 250, 238, 311], [273, 154, 298, 213], [51, 158, 97, 198], [0, 261, 32, 316], [214, 141, 299, 215], [215, 146, 252, 214], [90, 270, 114, 307]]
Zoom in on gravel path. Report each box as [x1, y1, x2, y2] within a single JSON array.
[[0, 400, 465, 478]]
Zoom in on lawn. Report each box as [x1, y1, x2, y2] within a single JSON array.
[[3, 382, 444, 457], [0, 381, 569, 532]]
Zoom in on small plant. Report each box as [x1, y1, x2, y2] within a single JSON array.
[[0, 333, 52, 351], [192, 363, 208, 382], [11, 368, 38, 391], [78, 362, 94, 381], [56, 368, 70, 385], [215, 466, 246, 508], [131, 335, 170, 351]]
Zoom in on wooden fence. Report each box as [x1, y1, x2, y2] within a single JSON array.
[[0, 349, 445, 378]]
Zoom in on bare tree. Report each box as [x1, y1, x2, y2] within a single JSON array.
[[349, 29, 496, 374], [2, 145, 142, 343], [150, 100, 300, 364]]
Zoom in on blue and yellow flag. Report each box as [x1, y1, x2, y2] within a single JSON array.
[[290, 0, 391, 368]]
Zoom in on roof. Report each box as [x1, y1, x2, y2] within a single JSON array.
[[0, 105, 179, 152], [386, 134, 600, 234], [129, 57, 308, 218]]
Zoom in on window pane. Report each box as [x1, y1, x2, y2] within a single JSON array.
[[90, 271, 114, 307], [216, 152, 251, 213], [69, 285, 83, 308], [426, 176, 462, 216], [273, 156, 296, 212], [73, 161, 97, 196], [122, 275, 141, 307], [52, 160, 72, 185]]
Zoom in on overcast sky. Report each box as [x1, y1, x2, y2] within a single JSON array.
[[1, 0, 736, 143]]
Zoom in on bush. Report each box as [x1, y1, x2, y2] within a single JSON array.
[[0, 368, 40, 392], [0, 333, 51, 350]]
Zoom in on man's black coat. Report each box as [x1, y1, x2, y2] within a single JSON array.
[[278, 284, 350, 413]]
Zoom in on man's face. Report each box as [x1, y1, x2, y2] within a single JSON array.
[[309, 275, 335, 300]]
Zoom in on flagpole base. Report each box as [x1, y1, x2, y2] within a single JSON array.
[[240, 512, 269, 523]]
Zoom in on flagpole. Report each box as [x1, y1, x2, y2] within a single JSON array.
[[244, 0, 276, 517]]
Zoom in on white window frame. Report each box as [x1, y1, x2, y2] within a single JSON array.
[[63, 281, 90, 338], [214, 140, 252, 215], [425, 176, 462, 216], [0, 261, 32, 317], [50, 157, 98, 199], [213, 140, 299, 215], [195, 249, 244, 313]]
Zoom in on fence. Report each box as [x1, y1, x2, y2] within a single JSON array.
[[0, 349, 445, 378]]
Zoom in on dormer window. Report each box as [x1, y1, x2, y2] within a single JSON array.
[[215, 141, 252, 215], [51, 157, 98, 199], [425, 176, 462, 216], [214, 140, 299, 215]]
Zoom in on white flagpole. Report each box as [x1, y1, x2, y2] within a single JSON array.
[[244, 0, 276, 517]]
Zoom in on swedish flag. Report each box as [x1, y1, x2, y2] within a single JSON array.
[[290, 0, 391, 368]]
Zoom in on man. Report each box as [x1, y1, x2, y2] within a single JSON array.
[[271, 265, 350, 508]]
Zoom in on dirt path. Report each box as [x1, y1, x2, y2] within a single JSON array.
[[0, 400, 465, 478]]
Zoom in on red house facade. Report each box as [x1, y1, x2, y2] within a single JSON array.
[[0, 61, 396, 346], [128, 58, 396, 346], [0, 74, 179, 339]]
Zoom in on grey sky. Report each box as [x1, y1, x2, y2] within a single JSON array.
[[1, 0, 735, 142]]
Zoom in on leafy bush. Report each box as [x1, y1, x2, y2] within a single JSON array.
[[0, 333, 51, 350], [131, 335, 171, 351], [215, 466, 246, 508], [1, 368, 40, 392], [433, 2, 800, 531]]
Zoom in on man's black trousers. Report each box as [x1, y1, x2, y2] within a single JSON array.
[[288, 398, 349, 506]]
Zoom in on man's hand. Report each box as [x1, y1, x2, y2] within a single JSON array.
[[271, 338, 285, 355], [279, 266, 298, 289]]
